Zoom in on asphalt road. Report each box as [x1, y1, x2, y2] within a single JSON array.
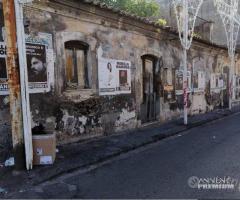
[[10, 113, 240, 199], [62, 113, 240, 199]]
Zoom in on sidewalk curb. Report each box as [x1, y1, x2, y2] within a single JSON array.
[[32, 110, 240, 185]]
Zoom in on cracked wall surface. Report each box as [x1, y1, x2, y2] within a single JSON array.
[[0, 0, 240, 148]]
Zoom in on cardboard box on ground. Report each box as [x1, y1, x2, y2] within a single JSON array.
[[32, 133, 56, 165]]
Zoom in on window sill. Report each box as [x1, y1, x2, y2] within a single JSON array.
[[62, 88, 97, 103]]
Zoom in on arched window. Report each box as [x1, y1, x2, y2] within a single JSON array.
[[65, 40, 89, 89]]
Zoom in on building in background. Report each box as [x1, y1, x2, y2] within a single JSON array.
[[156, 0, 240, 46]]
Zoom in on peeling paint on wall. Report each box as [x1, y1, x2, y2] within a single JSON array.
[[115, 109, 136, 131], [1, 1, 240, 147]]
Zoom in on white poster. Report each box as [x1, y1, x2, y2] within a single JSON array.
[[98, 58, 117, 95], [98, 57, 131, 96], [26, 33, 54, 93], [0, 33, 54, 95], [115, 60, 131, 94], [211, 73, 227, 90]]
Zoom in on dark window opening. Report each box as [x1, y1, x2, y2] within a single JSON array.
[[141, 55, 159, 123]]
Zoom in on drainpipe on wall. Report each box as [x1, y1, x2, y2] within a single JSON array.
[[14, 0, 33, 170]]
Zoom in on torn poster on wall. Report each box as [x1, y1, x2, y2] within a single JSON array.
[[0, 33, 54, 95], [98, 57, 131, 96]]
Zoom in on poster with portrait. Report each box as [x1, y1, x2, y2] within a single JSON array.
[[26, 33, 54, 93], [116, 61, 131, 94], [26, 43, 47, 91], [0, 42, 8, 95], [98, 58, 117, 95], [0, 33, 54, 95], [175, 70, 191, 95], [98, 58, 131, 96]]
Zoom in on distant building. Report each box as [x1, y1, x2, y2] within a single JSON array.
[[156, 0, 240, 47]]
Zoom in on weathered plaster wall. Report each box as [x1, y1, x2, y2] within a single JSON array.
[[0, 96, 12, 160], [22, 1, 239, 144], [0, 1, 239, 148], [23, 2, 142, 143]]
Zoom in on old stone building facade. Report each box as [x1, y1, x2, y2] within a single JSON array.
[[1, 0, 240, 154]]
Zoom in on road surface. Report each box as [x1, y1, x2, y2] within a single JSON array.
[[11, 113, 240, 199]]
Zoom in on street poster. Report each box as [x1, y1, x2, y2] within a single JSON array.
[[116, 61, 131, 94], [26, 33, 54, 93], [175, 70, 191, 95], [0, 33, 54, 95], [26, 43, 48, 92], [98, 58, 117, 95], [193, 71, 205, 92], [98, 57, 131, 96], [175, 70, 183, 92], [211, 73, 227, 90]]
